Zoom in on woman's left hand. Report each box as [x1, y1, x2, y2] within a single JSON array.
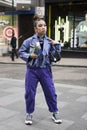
[[51, 40, 58, 44]]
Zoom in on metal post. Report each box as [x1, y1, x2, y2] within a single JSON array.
[[73, 14, 75, 48], [12, 0, 14, 26]]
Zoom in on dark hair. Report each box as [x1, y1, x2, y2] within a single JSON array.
[[33, 14, 45, 27], [84, 11, 87, 15]]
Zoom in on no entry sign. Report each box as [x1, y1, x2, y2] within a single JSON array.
[[3, 26, 15, 40]]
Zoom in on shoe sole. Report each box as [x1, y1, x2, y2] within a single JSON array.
[[25, 120, 32, 125], [52, 117, 62, 124]]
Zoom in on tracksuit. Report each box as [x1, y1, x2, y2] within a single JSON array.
[[18, 34, 60, 114]]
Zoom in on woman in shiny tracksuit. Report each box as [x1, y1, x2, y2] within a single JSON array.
[[18, 15, 62, 125]]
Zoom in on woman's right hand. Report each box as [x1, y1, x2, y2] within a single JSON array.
[[30, 53, 38, 59]]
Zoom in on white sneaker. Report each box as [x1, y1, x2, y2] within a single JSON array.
[[52, 112, 62, 124], [25, 114, 32, 125]]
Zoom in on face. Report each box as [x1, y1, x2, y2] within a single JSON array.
[[34, 20, 47, 36]]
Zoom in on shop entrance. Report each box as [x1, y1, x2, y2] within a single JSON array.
[[18, 14, 34, 48]]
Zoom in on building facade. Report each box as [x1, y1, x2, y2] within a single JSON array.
[[0, 0, 45, 55], [0, 0, 87, 56]]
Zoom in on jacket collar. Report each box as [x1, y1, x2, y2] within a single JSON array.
[[32, 34, 50, 40]]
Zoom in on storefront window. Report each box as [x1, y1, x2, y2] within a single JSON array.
[[54, 15, 85, 48], [46, 2, 87, 49], [0, 14, 17, 55]]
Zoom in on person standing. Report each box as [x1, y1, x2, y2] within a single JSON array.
[[76, 12, 87, 48], [10, 31, 18, 61], [18, 15, 62, 125]]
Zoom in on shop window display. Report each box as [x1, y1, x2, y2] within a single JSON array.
[[46, 2, 87, 49], [54, 14, 87, 48], [0, 14, 17, 56]]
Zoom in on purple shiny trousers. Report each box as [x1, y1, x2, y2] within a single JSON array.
[[25, 67, 58, 114]]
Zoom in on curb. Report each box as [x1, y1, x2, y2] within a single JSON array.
[[0, 61, 87, 68], [53, 64, 87, 68]]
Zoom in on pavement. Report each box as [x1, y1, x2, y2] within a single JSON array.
[[0, 56, 87, 68], [0, 56, 87, 130], [0, 78, 87, 130]]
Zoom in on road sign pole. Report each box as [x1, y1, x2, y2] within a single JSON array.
[[12, 0, 14, 26]]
